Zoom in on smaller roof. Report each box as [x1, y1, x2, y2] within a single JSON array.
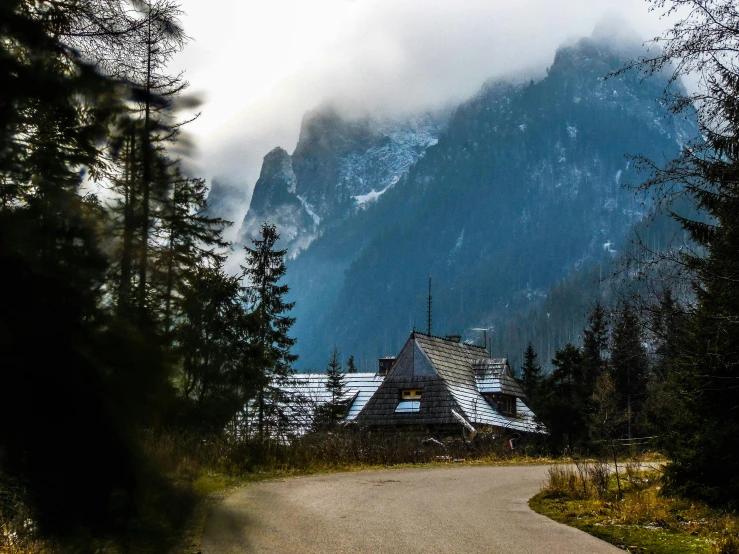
[[473, 358, 527, 397], [285, 373, 385, 421]]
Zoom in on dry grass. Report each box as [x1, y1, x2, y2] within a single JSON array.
[[531, 461, 739, 554]]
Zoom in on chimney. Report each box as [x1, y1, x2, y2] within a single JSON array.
[[378, 357, 395, 376], [445, 334, 461, 343]]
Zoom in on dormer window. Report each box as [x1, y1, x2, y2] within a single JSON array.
[[401, 388, 422, 400], [498, 395, 516, 415], [396, 388, 422, 413], [483, 393, 517, 416]]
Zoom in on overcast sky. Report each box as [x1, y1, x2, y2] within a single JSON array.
[[169, 0, 674, 199]]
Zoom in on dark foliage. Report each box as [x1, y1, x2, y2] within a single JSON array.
[[241, 223, 298, 438], [609, 303, 650, 439], [581, 302, 610, 390], [520, 342, 543, 402], [538, 344, 587, 452], [624, 0, 739, 507], [0, 0, 297, 545]]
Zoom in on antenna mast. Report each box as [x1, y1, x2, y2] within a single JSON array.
[[427, 277, 432, 335]]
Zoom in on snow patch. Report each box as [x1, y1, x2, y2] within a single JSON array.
[[567, 125, 577, 139], [296, 195, 321, 226], [519, 123, 527, 132], [352, 178, 398, 208], [454, 229, 464, 251], [615, 169, 622, 185]]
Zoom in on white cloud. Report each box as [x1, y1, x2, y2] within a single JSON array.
[[169, 0, 673, 207]]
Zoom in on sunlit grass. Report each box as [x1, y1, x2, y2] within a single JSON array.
[[530, 464, 739, 554]]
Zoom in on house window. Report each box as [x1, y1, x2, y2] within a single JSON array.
[[395, 400, 421, 413], [401, 388, 422, 399], [483, 393, 517, 416], [498, 395, 516, 415]]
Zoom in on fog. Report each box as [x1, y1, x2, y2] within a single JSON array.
[[170, 0, 674, 224]]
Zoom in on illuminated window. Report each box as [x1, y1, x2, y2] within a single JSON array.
[[401, 389, 422, 399]]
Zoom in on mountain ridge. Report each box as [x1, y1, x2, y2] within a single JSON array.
[[237, 28, 697, 372]]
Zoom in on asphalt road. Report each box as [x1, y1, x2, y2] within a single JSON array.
[[201, 464, 624, 554]]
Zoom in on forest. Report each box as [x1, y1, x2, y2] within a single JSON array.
[[1, 0, 739, 551]]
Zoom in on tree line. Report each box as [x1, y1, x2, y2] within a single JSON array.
[[0, 0, 296, 539], [520, 297, 677, 453], [520, 0, 739, 510]]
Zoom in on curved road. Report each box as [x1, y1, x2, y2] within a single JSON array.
[[201, 465, 623, 553]]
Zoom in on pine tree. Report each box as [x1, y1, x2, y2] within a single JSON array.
[[176, 263, 254, 431], [581, 301, 610, 392], [241, 222, 297, 438], [0, 0, 171, 534], [325, 345, 347, 424], [158, 172, 230, 336], [520, 342, 542, 402], [347, 354, 358, 374], [539, 344, 587, 453], [622, 0, 739, 506], [610, 303, 650, 440]]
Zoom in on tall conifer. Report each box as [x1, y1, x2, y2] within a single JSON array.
[[520, 343, 542, 402], [582, 301, 610, 391], [325, 345, 347, 424], [241, 222, 297, 438], [610, 303, 649, 440], [623, 0, 739, 505]]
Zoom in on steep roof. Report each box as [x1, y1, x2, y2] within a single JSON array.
[[352, 336, 462, 426], [355, 333, 541, 433]]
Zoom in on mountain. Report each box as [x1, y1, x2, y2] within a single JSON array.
[[240, 108, 446, 257], [242, 26, 698, 372]]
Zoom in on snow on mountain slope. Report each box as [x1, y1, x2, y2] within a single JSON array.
[[239, 109, 446, 257]]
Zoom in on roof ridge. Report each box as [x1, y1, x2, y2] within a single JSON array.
[[412, 331, 488, 350]]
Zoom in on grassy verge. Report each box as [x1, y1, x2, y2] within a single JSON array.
[[529, 463, 739, 554]]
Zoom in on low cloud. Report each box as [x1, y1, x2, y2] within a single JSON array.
[[173, 0, 671, 224]]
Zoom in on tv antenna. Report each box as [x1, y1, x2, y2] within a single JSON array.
[[471, 327, 493, 353]]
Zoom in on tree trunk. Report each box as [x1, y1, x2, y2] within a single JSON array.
[[138, 9, 153, 317]]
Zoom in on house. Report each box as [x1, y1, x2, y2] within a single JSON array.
[[254, 331, 541, 439], [353, 332, 541, 435]]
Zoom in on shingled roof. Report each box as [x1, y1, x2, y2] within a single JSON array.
[[354, 332, 541, 433]]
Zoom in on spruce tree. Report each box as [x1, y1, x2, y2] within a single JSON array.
[[650, 288, 684, 382], [241, 222, 297, 438], [176, 263, 254, 431], [581, 301, 610, 392], [520, 342, 542, 403], [347, 354, 358, 374], [610, 303, 650, 440], [158, 172, 230, 336], [325, 345, 347, 424], [624, 0, 739, 506], [538, 344, 587, 452]]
